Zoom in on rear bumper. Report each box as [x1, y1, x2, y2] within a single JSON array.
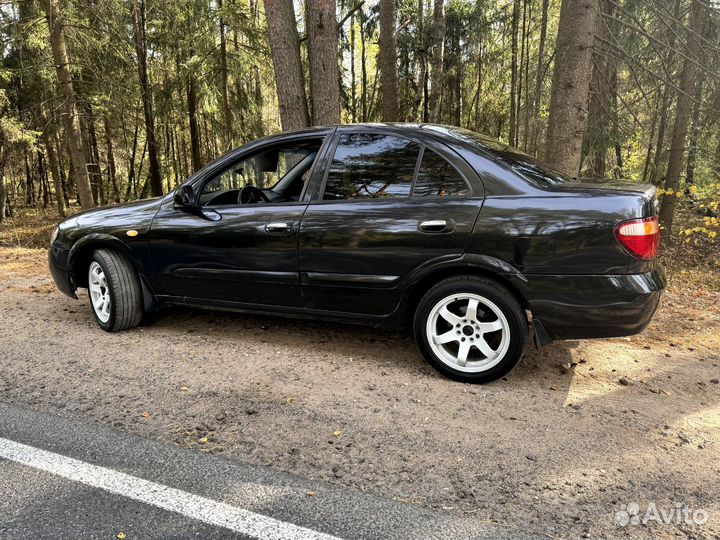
[[521, 268, 665, 340], [48, 245, 76, 299]]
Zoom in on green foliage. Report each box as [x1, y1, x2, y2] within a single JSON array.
[[0, 0, 718, 237]]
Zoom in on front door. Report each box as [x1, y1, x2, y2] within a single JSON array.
[[298, 128, 483, 317], [147, 137, 326, 308]]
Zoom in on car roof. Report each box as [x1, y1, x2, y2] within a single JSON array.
[[279, 123, 499, 155]]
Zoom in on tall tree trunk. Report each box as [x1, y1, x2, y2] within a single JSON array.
[[0, 176, 6, 222], [509, 0, 520, 146], [379, 0, 399, 122], [610, 67, 623, 178], [474, 42, 483, 131], [218, 0, 233, 149], [544, 0, 598, 177], [416, 0, 427, 122], [52, 129, 71, 206], [360, 15, 368, 121], [651, 93, 672, 184], [307, 0, 341, 125], [25, 150, 34, 206], [531, 0, 549, 155], [170, 126, 180, 187], [126, 122, 140, 201], [641, 104, 659, 184], [131, 0, 163, 197], [43, 126, 66, 217], [187, 69, 203, 172], [38, 150, 50, 208], [84, 102, 104, 205], [263, 0, 309, 131], [350, 12, 357, 122], [427, 0, 445, 123], [650, 0, 682, 185], [586, 0, 614, 179], [43, 0, 94, 209], [685, 75, 704, 190], [659, 0, 707, 234], [104, 115, 120, 203], [448, 12, 462, 126], [0, 148, 6, 221], [521, 0, 531, 150]]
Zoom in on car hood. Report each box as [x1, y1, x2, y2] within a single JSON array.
[[59, 197, 164, 229]]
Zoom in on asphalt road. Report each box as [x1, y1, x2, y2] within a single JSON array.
[[0, 403, 543, 540]]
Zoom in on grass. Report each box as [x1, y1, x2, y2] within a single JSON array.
[[0, 206, 79, 249]]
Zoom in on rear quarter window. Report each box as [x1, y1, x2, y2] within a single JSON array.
[[413, 148, 469, 198]]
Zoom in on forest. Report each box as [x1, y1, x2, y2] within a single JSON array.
[[1, 0, 719, 245]]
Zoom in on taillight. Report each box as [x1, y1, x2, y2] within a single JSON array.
[[615, 216, 660, 260]]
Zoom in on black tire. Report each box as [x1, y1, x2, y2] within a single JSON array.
[[87, 249, 143, 332], [414, 276, 528, 383]]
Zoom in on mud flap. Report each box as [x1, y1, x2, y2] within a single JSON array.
[[139, 275, 159, 312], [532, 319, 553, 350]]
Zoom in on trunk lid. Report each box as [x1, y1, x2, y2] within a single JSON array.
[[554, 180, 659, 216]]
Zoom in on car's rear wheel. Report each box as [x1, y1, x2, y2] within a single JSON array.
[[414, 276, 528, 383], [87, 249, 143, 332]]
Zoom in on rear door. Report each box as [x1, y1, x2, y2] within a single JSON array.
[[298, 127, 484, 317]]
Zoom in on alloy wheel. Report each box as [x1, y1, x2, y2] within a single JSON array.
[[88, 261, 111, 323], [426, 292, 510, 373]]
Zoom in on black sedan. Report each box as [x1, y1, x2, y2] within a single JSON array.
[[49, 124, 665, 383]]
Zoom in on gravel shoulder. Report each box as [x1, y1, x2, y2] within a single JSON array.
[[1, 247, 719, 539]]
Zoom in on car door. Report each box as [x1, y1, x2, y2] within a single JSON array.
[[146, 135, 329, 308], [298, 127, 484, 317]]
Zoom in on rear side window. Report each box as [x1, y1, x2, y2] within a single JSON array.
[[413, 148, 469, 198], [323, 133, 420, 200]]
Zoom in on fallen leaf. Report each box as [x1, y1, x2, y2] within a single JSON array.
[[141, 411, 151, 418], [198, 437, 208, 444], [117, 533, 126, 540], [306, 491, 317, 497], [333, 430, 342, 437]]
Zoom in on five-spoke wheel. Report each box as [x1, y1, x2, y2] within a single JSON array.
[[426, 293, 511, 373], [415, 276, 527, 383]]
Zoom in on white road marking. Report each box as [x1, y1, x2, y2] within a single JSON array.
[[0, 437, 340, 540]]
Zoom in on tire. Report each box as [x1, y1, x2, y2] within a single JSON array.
[[414, 276, 528, 383], [87, 249, 143, 332]]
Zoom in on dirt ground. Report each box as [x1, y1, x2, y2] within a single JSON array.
[[1, 247, 719, 539]]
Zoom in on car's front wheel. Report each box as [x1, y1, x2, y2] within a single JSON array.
[[414, 276, 528, 383], [87, 249, 143, 332]]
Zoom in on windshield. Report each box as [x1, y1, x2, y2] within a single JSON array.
[[424, 125, 571, 186]]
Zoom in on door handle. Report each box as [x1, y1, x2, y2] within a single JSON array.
[[265, 222, 291, 233], [418, 219, 452, 232]]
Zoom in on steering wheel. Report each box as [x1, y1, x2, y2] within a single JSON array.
[[239, 185, 270, 204]]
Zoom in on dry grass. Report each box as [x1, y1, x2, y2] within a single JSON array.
[[0, 247, 50, 279], [0, 205, 81, 249]]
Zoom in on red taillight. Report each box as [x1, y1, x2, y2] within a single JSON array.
[[615, 216, 660, 260]]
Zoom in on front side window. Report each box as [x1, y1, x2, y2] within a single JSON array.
[[323, 133, 420, 200], [198, 140, 321, 206], [413, 148, 469, 198]]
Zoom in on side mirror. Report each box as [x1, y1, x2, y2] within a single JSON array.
[[173, 185, 195, 211]]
